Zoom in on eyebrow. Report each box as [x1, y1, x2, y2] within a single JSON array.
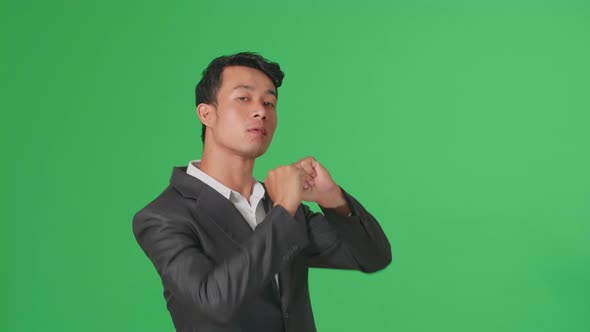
[[233, 85, 277, 97]]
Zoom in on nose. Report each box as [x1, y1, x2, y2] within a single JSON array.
[[252, 101, 268, 120]]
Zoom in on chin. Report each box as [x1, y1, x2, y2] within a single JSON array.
[[241, 145, 270, 159], [246, 149, 268, 159]]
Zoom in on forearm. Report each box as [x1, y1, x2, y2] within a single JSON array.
[[317, 189, 391, 272], [134, 205, 309, 323]]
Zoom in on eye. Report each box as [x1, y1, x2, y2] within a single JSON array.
[[237, 96, 248, 102], [264, 101, 275, 108]]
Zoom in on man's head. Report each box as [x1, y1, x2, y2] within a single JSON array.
[[195, 52, 284, 159]]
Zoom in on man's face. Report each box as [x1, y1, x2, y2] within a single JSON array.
[[206, 66, 278, 159]]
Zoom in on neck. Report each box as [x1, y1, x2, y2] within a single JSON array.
[[198, 143, 256, 199]]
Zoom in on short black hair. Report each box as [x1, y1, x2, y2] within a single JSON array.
[[195, 52, 285, 143]]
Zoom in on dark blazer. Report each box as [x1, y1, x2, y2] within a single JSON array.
[[133, 166, 391, 332]]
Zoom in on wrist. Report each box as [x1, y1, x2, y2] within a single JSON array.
[[318, 187, 351, 217], [320, 200, 351, 217], [318, 187, 347, 208], [274, 200, 299, 217]]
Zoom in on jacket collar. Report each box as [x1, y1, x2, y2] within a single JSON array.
[[171, 165, 269, 202], [170, 166, 205, 200], [170, 166, 275, 246], [170, 166, 285, 301]]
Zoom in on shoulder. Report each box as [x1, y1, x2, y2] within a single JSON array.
[[132, 183, 197, 237], [133, 166, 210, 224]]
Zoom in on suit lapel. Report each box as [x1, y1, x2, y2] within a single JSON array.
[[279, 204, 306, 309], [196, 186, 254, 247], [170, 166, 253, 247], [173, 170, 285, 303], [260, 190, 282, 300], [262, 185, 305, 306]]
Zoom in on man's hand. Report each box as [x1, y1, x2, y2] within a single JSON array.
[[264, 164, 311, 216], [295, 156, 351, 216]]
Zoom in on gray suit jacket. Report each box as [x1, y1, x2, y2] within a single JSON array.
[[133, 166, 391, 331]]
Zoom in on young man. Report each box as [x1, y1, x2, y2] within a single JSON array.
[[133, 52, 391, 332]]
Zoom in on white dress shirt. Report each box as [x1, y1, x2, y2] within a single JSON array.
[[186, 160, 279, 287], [187, 160, 266, 231]]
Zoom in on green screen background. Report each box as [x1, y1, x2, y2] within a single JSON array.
[[2, 1, 589, 331]]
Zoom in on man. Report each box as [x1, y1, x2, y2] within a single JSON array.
[[133, 52, 391, 332]]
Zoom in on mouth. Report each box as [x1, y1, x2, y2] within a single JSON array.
[[247, 127, 267, 136]]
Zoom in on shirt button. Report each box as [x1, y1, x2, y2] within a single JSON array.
[[283, 312, 289, 319]]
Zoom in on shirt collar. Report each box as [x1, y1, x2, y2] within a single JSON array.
[[186, 160, 265, 200]]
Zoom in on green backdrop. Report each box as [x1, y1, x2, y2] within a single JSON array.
[[2, 0, 589, 331]]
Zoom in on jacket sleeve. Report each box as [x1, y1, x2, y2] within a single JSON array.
[[303, 187, 392, 273], [132, 204, 309, 324]]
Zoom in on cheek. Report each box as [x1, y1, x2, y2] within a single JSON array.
[[267, 117, 278, 135], [219, 109, 243, 128], [270, 113, 278, 127]]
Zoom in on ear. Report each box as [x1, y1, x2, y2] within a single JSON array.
[[197, 103, 216, 128]]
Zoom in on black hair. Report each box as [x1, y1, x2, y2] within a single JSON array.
[[195, 52, 285, 143]]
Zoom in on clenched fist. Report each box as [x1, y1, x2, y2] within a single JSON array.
[[265, 164, 314, 216], [295, 156, 351, 216]]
